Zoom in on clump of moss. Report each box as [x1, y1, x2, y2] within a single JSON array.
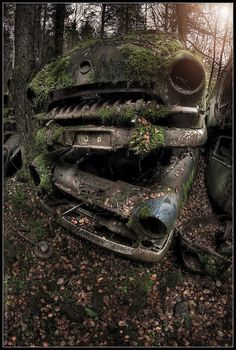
[[203, 255, 218, 276], [126, 205, 152, 231], [139, 102, 170, 121], [118, 33, 185, 81], [98, 103, 170, 126], [138, 205, 152, 219], [34, 112, 48, 120], [126, 216, 135, 231], [34, 124, 64, 155], [67, 38, 102, 55], [35, 127, 48, 153], [97, 105, 136, 125], [51, 125, 64, 140], [202, 254, 230, 277], [117, 268, 155, 313], [4, 107, 14, 119], [119, 44, 160, 83], [9, 188, 30, 212], [30, 56, 73, 104], [32, 153, 56, 193], [182, 168, 195, 203], [130, 120, 164, 155]]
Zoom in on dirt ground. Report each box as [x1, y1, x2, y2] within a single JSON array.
[[4, 157, 233, 347]]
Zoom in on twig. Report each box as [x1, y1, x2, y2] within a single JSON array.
[[16, 230, 34, 244], [9, 224, 35, 244], [186, 39, 219, 65]]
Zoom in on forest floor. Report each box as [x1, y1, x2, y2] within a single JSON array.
[[4, 157, 233, 347]]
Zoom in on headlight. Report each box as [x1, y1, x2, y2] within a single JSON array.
[[169, 54, 205, 95]]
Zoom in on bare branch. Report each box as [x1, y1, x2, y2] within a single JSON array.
[[187, 39, 220, 65]]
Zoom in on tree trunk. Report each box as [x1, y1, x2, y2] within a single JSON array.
[[100, 4, 106, 39], [144, 3, 147, 31], [164, 4, 169, 32], [34, 4, 42, 69], [54, 4, 65, 58], [40, 4, 48, 66], [10, 4, 38, 173], [125, 5, 129, 34], [3, 4, 14, 92], [175, 4, 189, 46]]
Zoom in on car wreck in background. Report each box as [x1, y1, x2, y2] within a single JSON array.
[[24, 32, 209, 262], [177, 54, 232, 276], [206, 54, 232, 216], [3, 93, 22, 177]]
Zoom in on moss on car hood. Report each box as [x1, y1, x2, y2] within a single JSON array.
[[29, 33, 189, 103]]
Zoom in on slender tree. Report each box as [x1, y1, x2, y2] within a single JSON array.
[[40, 4, 48, 65], [54, 4, 66, 57], [3, 3, 15, 92], [100, 3, 106, 39], [10, 4, 38, 173], [175, 4, 189, 46]]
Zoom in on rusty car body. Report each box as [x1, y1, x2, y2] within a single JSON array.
[[206, 54, 232, 216], [9, 32, 209, 262]]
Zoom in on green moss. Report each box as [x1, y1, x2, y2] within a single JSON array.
[[203, 255, 219, 276], [117, 268, 155, 313], [160, 271, 183, 291], [130, 122, 165, 155], [29, 33, 204, 105], [88, 68, 95, 83], [34, 125, 64, 155], [183, 315, 192, 329], [30, 56, 73, 104], [126, 205, 152, 231], [97, 103, 170, 126], [139, 103, 170, 121], [34, 112, 48, 120], [33, 153, 56, 193], [67, 38, 102, 55], [85, 307, 98, 319], [126, 216, 135, 230], [182, 168, 196, 203], [97, 105, 136, 125], [118, 34, 185, 81], [119, 44, 160, 83], [97, 106, 117, 123], [9, 188, 31, 212], [31, 38, 102, 94], [28, 218, 48, 241], [35, 127, 47, 153], [138, 205, 152, 219], [52, 126, 64, 140], [4, 107, 14, 119]]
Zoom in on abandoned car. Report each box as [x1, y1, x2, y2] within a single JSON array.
[[176, 54, 232, 276], [206, 54, 232, 216], [6, 33, 210, 262]]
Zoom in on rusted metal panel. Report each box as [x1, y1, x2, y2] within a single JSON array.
[[39, 197, 175, 263], [206, 136, 232, 214], [177, 216, 231, 276], [53, 124, 207, 151], [163, 123, 207, 147], [48, 151, 198, 262], [39, 100, 200, 125], [56, 126, 131, 150], [4, 134, 22, 177]]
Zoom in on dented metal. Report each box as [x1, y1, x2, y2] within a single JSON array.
[[27, 33, 209, 262], [206, 136, 232, 214], [36, 151, 198, 262]]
